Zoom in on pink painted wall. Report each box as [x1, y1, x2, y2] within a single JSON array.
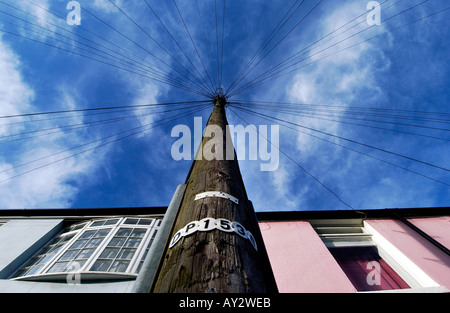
[[259, 221, 356, 293], [366, 219, 450, 289], [408, 216, 450, 250]]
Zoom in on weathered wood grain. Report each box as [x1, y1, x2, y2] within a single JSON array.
[[151, 100, 277, 293]]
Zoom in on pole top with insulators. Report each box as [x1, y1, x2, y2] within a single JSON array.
[[213, 88, 227, 107]]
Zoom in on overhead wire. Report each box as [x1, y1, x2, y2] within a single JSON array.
[[227, 0, 404, 96], [233, 0, 396, 95], [232, 100, 450, 119], [228, 104, 450, 188], [141, 0, 215, 96], [1, 0, 448, 207], [229, 101, 450, 131], [214, 0, 220, 87], [229, 102, 450, 143], [0, 103, 209, 143], [104, 0, 214, 98], [227, 106, 356, 210], [18, 0, 210, 96], [219, 0, 226, 89], [0, 26, 213, 96], [229, 0, 448, 97], [228, 0, 432, 96], [0, 100, 211, 120], [0, 104, 211, 183], [227, 0, 324, 96], [229, 105, 450, 173], [225, 0, 305, 95], [171, 0, 216, 93], [0, 1, 155, 72], [196, 0, 217, 89], [0, 15, 207, 97]]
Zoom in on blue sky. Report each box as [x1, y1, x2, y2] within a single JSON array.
[[0, 0, 449, 212]]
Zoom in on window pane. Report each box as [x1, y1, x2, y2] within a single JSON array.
[[85, 238, 103, 248], [116, 228, 132, 237], [100, 248, 120, 259], [70, 239, 88, 249], [91, 260, 111, 272], [117, 248, 135, 260], [37, 253, 56, 265], [108, 237, 126, 247], [79, 230, 96, 239], [60, 234, 75, 243], [329, 247, 410, 292], [124, 218, 138, 225], [91, 221, 105, 227], [76, 248, 95, 260], [131, 229, 146, 238], [60, 250, 79, 261], [104, 219, 119, 226], [13, 216, 158, 278], [27, 265, 44, 276], [66, 260, 85, 272], [138, 219, 152, 225], [95, 228, 111, 238], [109, 261, 129, 273], [49, 243, 66, 253], [71, 223, 86, 231], [47, 262, 69, 273], [125, 238, 142, 248]]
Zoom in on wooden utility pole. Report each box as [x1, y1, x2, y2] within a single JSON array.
[[151, 95, 278, 293]]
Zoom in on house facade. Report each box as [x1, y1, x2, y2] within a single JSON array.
[[0, 205, 448, 293]]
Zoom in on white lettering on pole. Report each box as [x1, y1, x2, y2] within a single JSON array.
[[169, 218, 258, 250]]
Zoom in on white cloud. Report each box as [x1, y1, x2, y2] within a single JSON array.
[[252, 0, 396, 210], [0, 35, 105, 209], [0, 148, 84, 209], [15, 0, 61, 36], [288, 2, 391, 136], [129, 81, 161, 138], [0, 36, 34, 136], [90, 0, 122, 14]]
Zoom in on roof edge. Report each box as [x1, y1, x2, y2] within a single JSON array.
[[255, 207, 450, 221], [0, 206, 447, 220], [0, 207, 167, 218]]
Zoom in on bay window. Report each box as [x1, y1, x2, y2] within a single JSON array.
[[11, 217, 161, 281]]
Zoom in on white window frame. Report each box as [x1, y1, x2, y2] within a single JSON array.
[[311, 218, 446, 293], [363, 221, 444, 292], [11, 217, 161, 282]]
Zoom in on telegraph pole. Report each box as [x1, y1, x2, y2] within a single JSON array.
[[151, 93, 278, 293]]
